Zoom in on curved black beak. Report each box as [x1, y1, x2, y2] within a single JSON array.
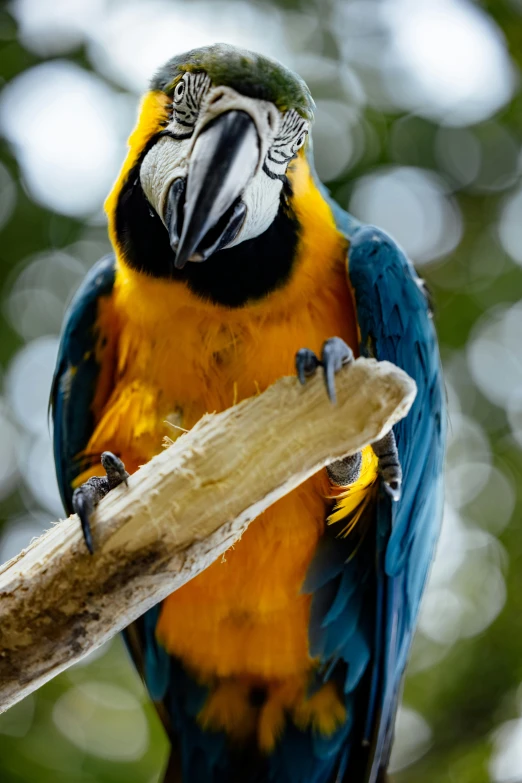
[[165, 110, 260, 270]]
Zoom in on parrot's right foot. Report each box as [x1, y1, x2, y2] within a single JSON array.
[[295, 336, 354, 404], [72, 451, 129, 554]]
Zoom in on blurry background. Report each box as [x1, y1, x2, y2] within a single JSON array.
[[0, 0, 521, 780]]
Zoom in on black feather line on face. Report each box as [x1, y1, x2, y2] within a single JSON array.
[[172, 72, 211, 127], [262, 161, 289, 185], [184, 85, 198, 112], [158, 128, 193, 142], [267, 150, 294, 166], [174, 117, 195, 128]]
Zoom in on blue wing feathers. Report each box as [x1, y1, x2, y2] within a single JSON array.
[[308, 580, 341, 658], [322, 565, 360, 627], [301, 225, 445, 783], [302, 534, 348, 593], [351, 226, 445, 778], [51, 254, 116, 512], [344, 629, 371, 694]]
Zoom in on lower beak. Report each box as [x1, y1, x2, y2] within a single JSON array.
[[166, 110, 260, 270]]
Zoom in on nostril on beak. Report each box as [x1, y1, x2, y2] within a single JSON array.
[[208, 90, 226, 106], [266, 108, 279, 136]]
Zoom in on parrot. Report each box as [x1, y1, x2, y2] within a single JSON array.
[[50, 44, 445, 783]]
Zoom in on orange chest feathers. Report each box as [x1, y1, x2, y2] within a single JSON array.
[[84, 165, 363, 684], [100, 262, 357, 683]]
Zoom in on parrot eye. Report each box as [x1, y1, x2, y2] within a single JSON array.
[[173, 78, 186, 104], [292, 132, 307, 153], [168, 72, 211, 136], [264, 110, 310, 179]]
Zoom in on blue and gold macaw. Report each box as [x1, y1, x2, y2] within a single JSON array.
[[51, 45, 445, 783]]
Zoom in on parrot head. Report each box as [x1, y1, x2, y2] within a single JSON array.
[[107, 44, 322, 297]]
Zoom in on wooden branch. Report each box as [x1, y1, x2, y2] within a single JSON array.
[[0, 359, 416, 713]]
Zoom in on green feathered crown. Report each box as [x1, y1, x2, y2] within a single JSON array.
[[152, 43, 315, 120]]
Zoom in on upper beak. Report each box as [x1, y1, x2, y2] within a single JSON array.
[[166, 110, 260, 270]]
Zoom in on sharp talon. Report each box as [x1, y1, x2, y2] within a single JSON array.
[[73, 488, 94, 555], [320, 337, 353, 405], [295, 348, 320, 386], [384, 481, 401, 502], [372, 431, 402, 502], [324, 361, 337, 404]]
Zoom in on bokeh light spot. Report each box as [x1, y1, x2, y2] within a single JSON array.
[[5, 251, 87, 341], [499, 188, 522, 266], [490, 718, 522, 782], [468, 303, 522, 411], [11, 0, 104, 56], [0, 61, 128, 216], [6, 336, 59, 435], [25, 437, 63, 517], [89, 1, 291, 94], [0, 512, 52, 565], [53, 682, 149, 761], [349, 166, 462, 264], [435, 127, 481, 188], [383, 0, 515, 125], [313, 100, 357, 182], [0, 161, 17, 231], [389, 706, 432, 772], [0, 400, 19, 502]]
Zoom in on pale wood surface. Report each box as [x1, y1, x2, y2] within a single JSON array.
[[0, 358, 416, 712]]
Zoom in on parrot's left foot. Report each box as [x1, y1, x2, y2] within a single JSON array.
[[372, 429, 402, 501], [295, 338, 402, 500], [296, 337, 361, 487], [72, 451, 129, 554], [295, 336, 354, 404]]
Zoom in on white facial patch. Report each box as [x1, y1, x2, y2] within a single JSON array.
[[140, 135, 191, 221], [228, 167, 283, 247], [228, 108, 309, 247], [140, 72, 212, 221], [140, 73, 310, 247], [264, 109, 309, 180]]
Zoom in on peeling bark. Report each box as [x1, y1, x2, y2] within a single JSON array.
[[0, 358, 416, 712]]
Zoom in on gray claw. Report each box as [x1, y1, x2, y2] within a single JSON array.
[[384, 479, 402, 502], [73, 452, 129, 554], [73, 486, 95, 555], [295, 348, 320, 386], [324, 360, 337, 404], [372, 431, 402, 502], [321, 337, 354, 405], [295, 338, 354, 404]]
